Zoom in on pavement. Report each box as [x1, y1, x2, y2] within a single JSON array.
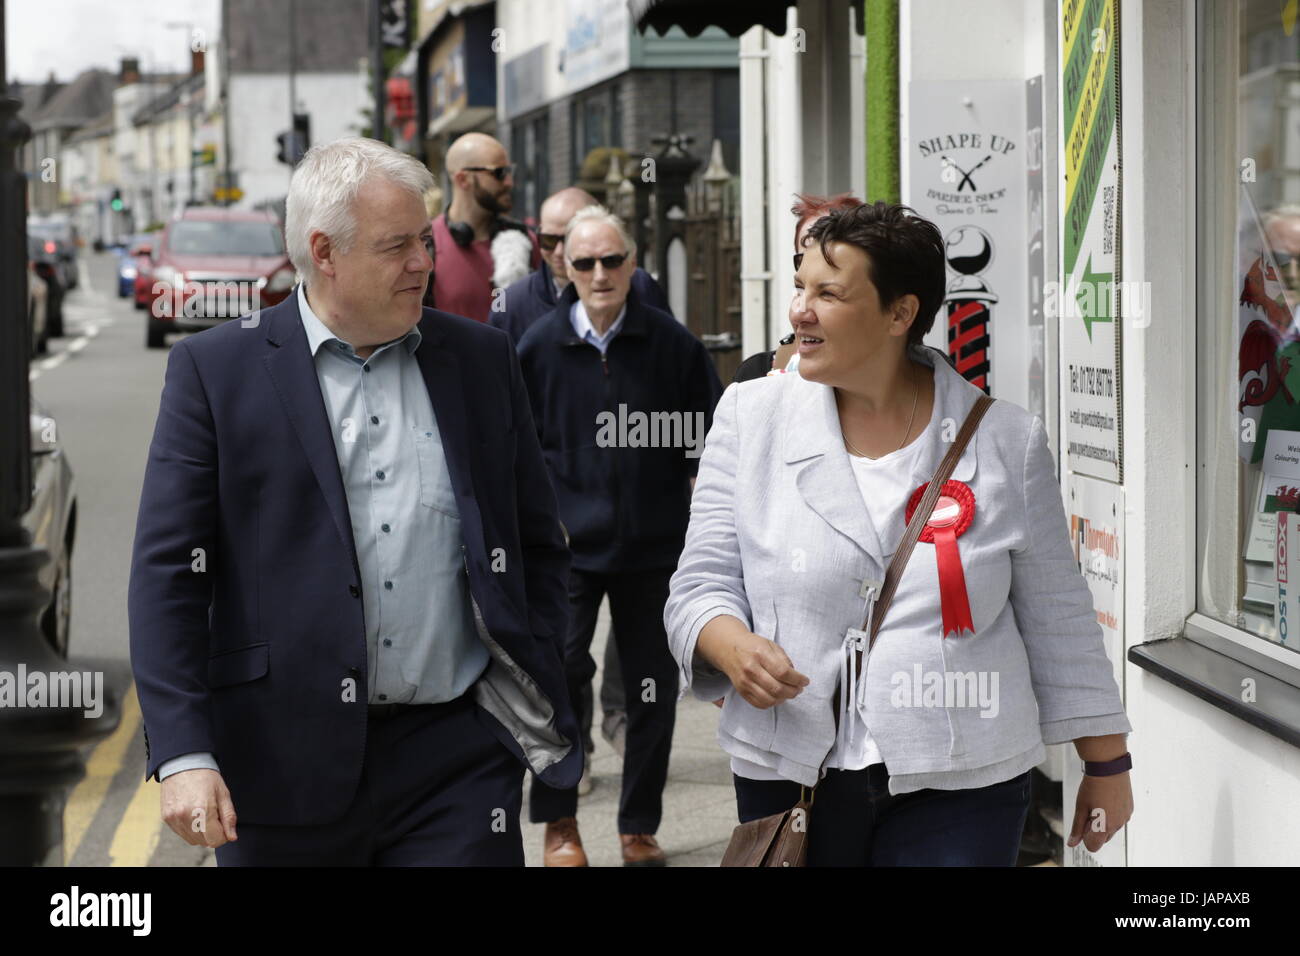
[[521, 600, 737, 867]]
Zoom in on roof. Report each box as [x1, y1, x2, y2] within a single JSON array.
[[10, 77, 65, 128], [26, 69, 117, 132], [133, 72, 205, 125], [225, 0, 369, 74]]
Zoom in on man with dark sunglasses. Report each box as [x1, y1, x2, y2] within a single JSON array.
[[427, 132, 540, 322], [517, 205, 723, 866], [491, 187, 672, 800], [490, 187, 669, 345]]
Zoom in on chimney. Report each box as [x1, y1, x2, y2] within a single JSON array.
[[190, 48, 205, 76], [119, 57, 140, 86]]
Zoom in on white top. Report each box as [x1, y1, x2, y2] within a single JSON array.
[[731, 416, 932, 781]]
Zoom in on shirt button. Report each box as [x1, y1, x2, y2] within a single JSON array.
[[371, 416, 379, 424], [384, 580, 393, 590], [363, 365, 371, 373], [381, 523, 391, 533], [382, 639, 392, 647], [378, 693, 388, 701], [348, 584, 359, 598], [376, 470, 385, 480]]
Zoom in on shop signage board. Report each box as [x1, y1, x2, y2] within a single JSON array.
[[1063, 471, 1126, 867], [906, 80, 1030, 412], [1061, 0, 1123, 482]]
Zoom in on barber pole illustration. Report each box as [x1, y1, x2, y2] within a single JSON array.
[[944, 226, 998, 394]]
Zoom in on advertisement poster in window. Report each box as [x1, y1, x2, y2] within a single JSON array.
[[906, 80, 1030, 411], [1060, 0, 1123, 482], [1063, 471, 1125, 867]]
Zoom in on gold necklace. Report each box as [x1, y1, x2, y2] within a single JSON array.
[[843, 368, 920, 460]]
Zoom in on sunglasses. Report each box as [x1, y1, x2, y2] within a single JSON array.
[[567, 253, 629, 272], [538, 232, 564, 252], [462, 164, 516, 182]]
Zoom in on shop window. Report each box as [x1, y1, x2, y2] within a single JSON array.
[[1198, 0, 1300, 655]]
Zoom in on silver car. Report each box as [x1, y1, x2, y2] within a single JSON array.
[[23, 398, 76, 657]]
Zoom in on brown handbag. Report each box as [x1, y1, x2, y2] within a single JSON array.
[[718, 394, 994, 867]]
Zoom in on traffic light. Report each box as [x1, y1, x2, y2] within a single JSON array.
[[110, 188, 123, 212], [293, 112, 310, 155], [276, 114, 311, 166]]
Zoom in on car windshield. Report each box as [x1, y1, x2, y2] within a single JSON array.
[[166, 220, 285, 256]]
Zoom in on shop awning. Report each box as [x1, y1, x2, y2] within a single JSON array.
[[629, 0, 862, 37]]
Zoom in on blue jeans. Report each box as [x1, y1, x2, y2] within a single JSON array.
[[733, 764, 1032, 866]]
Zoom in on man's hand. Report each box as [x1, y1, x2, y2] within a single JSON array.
[[161, 768, 238, 849], [697, 615, 809, 709]]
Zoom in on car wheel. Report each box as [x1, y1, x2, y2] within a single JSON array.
[[40, 538, 72, 658], [147, 316, 167, 349]]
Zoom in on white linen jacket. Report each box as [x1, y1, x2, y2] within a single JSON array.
[[664, 346, 1131, 793]]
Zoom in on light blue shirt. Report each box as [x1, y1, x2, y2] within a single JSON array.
[[569, 298, 627, 355], [157, 284, 488, 780]]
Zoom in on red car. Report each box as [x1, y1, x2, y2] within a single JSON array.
[[131, 235, 157, 310], [146, 207, 295, 348]]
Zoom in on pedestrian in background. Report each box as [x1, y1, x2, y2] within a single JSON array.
[[426, 132, 539, 321], [519, 205, 723, 866], [494, 185, 673, 791]]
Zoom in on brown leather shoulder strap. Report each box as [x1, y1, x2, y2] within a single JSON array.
[[866, 394, 994, 649]]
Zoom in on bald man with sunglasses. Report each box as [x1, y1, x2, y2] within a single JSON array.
[[428, 132, 540, 321], [517, 205, 723, 866]]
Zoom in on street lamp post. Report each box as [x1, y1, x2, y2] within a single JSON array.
[[0, 1, 123, 865]]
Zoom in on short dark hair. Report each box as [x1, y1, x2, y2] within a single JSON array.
[[803, 201, 945, 347]]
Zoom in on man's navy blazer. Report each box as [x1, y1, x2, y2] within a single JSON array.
[[127, 291, 581, 826]]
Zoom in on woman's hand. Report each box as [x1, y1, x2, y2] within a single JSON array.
[[697, 615, 809, 709], [1067, 772, 1134, 853]]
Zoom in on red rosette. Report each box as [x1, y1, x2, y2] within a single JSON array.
[[904, 479, 976, 637]]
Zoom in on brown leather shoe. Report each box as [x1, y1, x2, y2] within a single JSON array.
[[620, 833, 666, 867], [544, 817, 588, 867]]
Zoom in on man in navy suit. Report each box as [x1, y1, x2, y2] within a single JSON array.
[[128, 137, 580, 866]]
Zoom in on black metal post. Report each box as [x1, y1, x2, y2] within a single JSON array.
[[372, 0, 385, 140], [0, 1, 124, 865]]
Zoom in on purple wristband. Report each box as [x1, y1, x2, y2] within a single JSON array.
[[1082, 752, 1132, 777]]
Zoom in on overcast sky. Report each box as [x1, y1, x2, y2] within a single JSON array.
[[6, 0, 220, 84]]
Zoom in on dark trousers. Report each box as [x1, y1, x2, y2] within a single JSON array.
[[733, 764, 1032, 866], [577, 630, 626, 754], [530, 567, 678, 834], [215, 694, 524, 866]]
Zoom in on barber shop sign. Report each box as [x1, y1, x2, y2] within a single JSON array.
[[906, 80, 1033, 412]]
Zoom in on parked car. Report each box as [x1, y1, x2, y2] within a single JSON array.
[[28, 216, 78, 291], [146, 207, 294, 348], [28, 233, 66, 339], [118, 233, 155, 298], [24, 398, 77, 657], [29, 242, 49, 356]]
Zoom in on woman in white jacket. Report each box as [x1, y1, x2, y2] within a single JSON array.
[[664, 202, 1133, 866]]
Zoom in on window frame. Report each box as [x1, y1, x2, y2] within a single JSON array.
[[1192, 0, 1300, 683]]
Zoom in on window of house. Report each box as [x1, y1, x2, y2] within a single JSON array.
[[511, 112, 549, 223], [1198, 0, 1300, 657], [569, 84, 622, 182]]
